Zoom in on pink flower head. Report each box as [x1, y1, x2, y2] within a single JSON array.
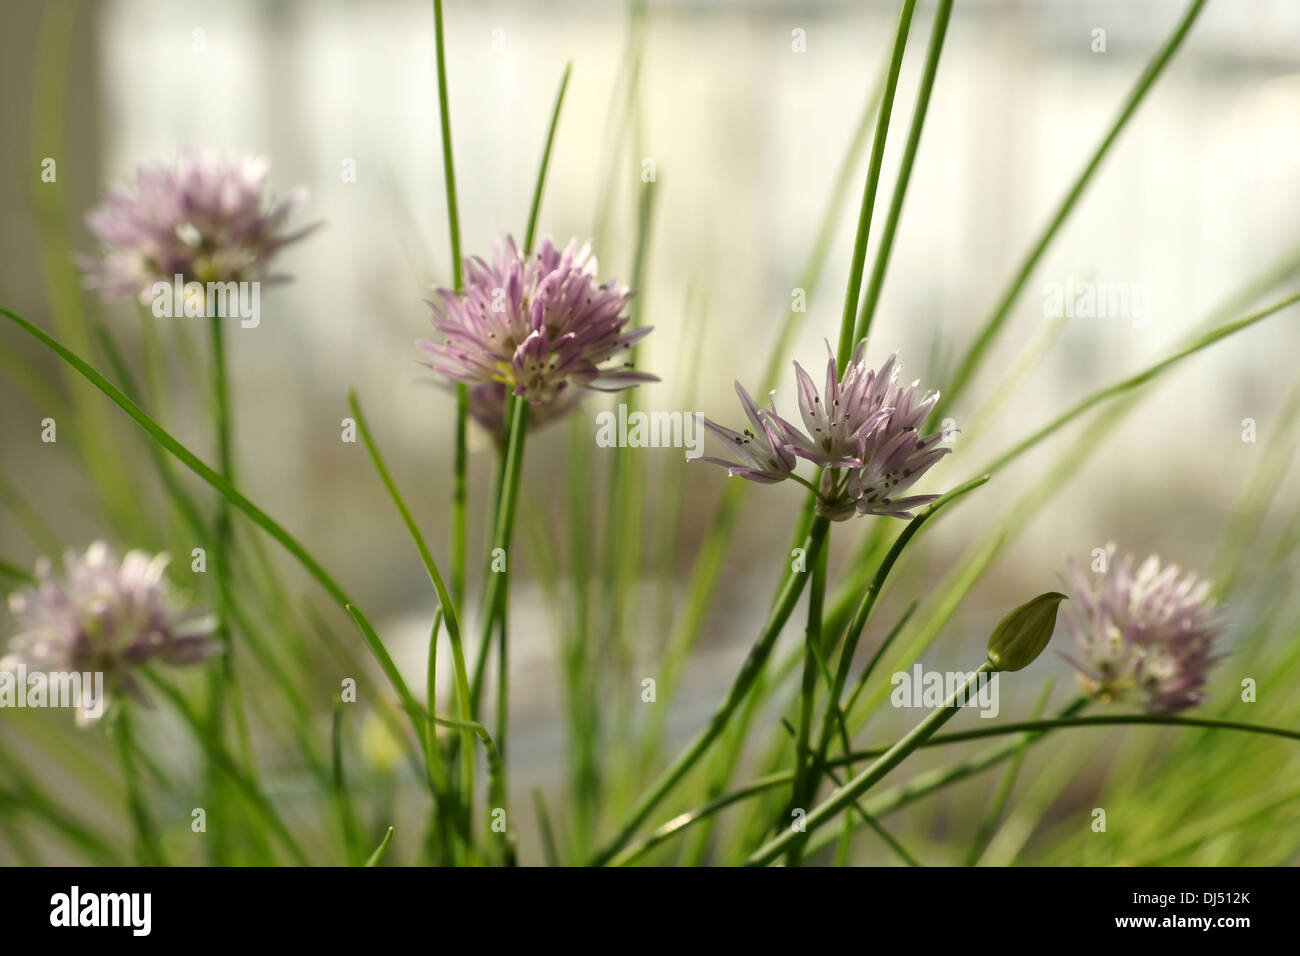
[[417, 237, 657, 405], [2, 543, 219, 719], [698, 341, 950, 520], [699, 382, 798, 484], [81, 151, 318, 301], [773, 342, 894, 469], [1061, 545, 1225, 713]]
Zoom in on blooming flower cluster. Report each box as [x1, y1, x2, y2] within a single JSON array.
[[81, 152, 316, 301], [417, 236, 657, 406], [2, 543, 219, 716], [1061, 545, 1224, 713], [699, 342, 951, 520]]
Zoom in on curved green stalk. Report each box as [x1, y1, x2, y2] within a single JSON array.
[[401, 703, 508, 846], [347, 391, 471, 796], [883, 713, 1300, 750]]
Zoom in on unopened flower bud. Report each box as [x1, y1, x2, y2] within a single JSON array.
[[986, 591, 1067, 672]]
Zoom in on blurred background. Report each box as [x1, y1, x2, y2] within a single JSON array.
[[2, 0, 1299, 865]]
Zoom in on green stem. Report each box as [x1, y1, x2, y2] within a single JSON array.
[[810, 476, 989, 789], [524, 63, 573, 255], [495, 590, 510, 798], [589, 516, 831, 866], [834, 0, 917, 371], [854, 0, 953, 342], [787, 472, 827, 501], [459, 397, 529, 857], [797, 699, 1090, 860], [208, 316, 235, 697], [895, 713, 1300, 749], [748, 662, 995, 865], [431, 0, 468, 610], [811, 749, 920, 866], [777, 716, 921, 866], [453, 385, 468, 609], [786, 530, 828, 866], [469, 397, 530, 715], [432, 0, 462, 283], [402, 704, 508, 844], [110, 703, 164, 866], [206, 314, 247, 862], [346, 392, 472, 814]]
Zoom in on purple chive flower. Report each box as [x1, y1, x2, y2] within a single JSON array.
[[847, 361, 949, 519], [1, 543, 219, 718], [699, 342, 950, 520], [775, 342, 893, 469], [81, 152, 317, 301], [416, 236, 657, 405], [699, 382, 797, 483], [1061, 545, 1225, 714]]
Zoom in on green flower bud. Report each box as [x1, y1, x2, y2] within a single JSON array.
[[986, 591, 1067, 672]]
